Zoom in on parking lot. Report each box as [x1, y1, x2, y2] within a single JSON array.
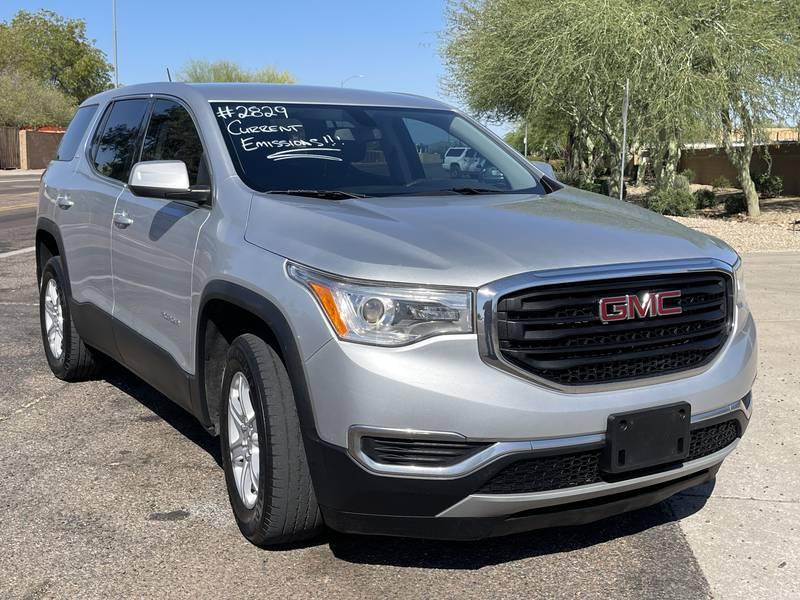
[[0, 174, 797, 599]]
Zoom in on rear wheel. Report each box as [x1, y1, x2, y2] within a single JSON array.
[[39, 256, 100, 381], [450, 163, 461, 178], [220, 334, 323, 546]]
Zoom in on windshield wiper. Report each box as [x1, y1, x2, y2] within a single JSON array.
[[267, 189, 368, 200], [447, 187, 502, 195]]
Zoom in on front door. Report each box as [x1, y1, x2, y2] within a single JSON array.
[[110, 98, 211, 405]]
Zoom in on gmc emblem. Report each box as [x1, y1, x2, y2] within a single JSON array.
[[598, 290, 682, 323]]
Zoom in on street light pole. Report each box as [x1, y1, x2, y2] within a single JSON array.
[[619, 78, 630, 201], [340, 74, 365, 87], [112, 0, 119, 87]]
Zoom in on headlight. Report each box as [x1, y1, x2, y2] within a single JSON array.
[[734, 258, 747, 306], [288, 263, 473, 346]]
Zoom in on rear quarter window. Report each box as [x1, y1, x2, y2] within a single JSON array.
[[445, 148, 464, 157], [55, 105, 98, 161]]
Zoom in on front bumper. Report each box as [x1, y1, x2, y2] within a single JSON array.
[[305, 406, 749, 539]]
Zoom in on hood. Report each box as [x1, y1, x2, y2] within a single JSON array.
[[245, 187, 738, 287]]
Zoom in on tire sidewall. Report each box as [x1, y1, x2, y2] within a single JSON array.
[[220, 344, 270, 539], [39, 258, 69, 377]]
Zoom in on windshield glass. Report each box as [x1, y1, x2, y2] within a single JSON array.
[[211, 102, 544, 197]]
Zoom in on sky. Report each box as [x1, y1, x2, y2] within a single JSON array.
[[1, 1, 510, 133]]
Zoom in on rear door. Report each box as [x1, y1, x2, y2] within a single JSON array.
[[110, 98, 211, 400], [59, 99, 150, 332]]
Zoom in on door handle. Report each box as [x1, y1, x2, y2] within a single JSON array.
[[56, 195, 74, 210], [113, 212, 134, 228]]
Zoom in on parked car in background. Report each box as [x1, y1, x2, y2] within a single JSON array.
[[442, 146, 482, 177], [36, 83, 755, 547]]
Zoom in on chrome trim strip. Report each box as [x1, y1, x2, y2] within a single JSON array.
[[348, 393, 749, 480], [437, 440, 738, 518], [347, 425, 603, 480], [476, 258, 737, 393]]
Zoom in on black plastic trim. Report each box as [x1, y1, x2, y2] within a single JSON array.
[[68, 298, 120, 362], [322, 465, 720, 540], [35, 218, 69, 293]]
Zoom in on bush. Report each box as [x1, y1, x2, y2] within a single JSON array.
[[753, 173, 783, 199], [695, 188, 717, 209], [724, 194, 747, 215], [712, 176, 733, 190], [673, 174, 691, 192], [644, 188, 696, 216], [680, 169, 696, 183], [562, 174, 603, 195]]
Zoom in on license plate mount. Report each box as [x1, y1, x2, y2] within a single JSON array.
[[602, 402, 691, 474]]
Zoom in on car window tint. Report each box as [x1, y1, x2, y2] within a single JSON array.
[[92, 99, 150, 182], [55, 105, 98, 161], [141, 99, 205, 186]]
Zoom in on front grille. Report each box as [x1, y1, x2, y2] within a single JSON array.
[[495, 271, 733, 386], [361, 436, 490, 467], [686, 419, 739, 462], [479, 450, 603, 494], [478, 419, 739, 494]]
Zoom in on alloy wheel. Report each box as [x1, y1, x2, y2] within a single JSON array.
[[228, 371, 260, 508], [43, 279, 64, 360]]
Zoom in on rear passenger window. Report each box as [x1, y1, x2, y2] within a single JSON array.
[[141, 99, 206, 186], [91, 99, 150, 182], [55, 105, 98, 161]]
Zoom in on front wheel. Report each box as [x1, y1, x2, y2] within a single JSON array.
[[220, 334, 323, 547]]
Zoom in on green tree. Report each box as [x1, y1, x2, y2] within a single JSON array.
[[443, 0, 702, 196], [177, 59, 296, 83], [680, 0, 800, 218], [0, 70, 75, 127], [0, 10, 112, 103], [442, 0, 800, 214]]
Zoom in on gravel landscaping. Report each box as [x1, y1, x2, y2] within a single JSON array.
[[671, 214, 800, 253], [627, 185, 800, 253]]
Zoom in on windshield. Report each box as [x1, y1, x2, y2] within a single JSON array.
[[211, 102, 544, 197]]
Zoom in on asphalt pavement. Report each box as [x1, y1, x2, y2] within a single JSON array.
[[0, 170, 40, 254], [0, 173, 797, 599]]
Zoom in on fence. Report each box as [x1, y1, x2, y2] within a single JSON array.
[[22, 130, 64, 169], [0, 127, 20, 169], [0, 128, 64, 170], [680, 143, 800, 196]]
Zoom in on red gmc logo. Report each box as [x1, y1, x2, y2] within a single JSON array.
[[598, 290, 682, 323]]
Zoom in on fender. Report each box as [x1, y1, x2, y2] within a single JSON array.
[[35, 217, 71, 296], [194, 280, 320, 444]]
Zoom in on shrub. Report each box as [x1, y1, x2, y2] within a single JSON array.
[[712, 176, 733, 190], [724, 194, 747, 215], [695, 188, 717, 209], [673, 174, 691, 192], [644, 188, 696, 216], [753, 173, 783, 199], [562, 174, 603, 195], [680, 169, 695, 183]]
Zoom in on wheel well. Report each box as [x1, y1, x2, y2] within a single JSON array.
[[200, 299, 282, 433], [36, 229, 59, 285]]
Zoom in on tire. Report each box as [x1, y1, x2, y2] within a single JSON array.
[[39, 256, 100, 381], [220, 333, 323, 547], [450, 163, 461, 178]]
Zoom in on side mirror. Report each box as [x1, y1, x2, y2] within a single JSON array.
[[530, 160, 558, 181], [128, 160, 210, 205]]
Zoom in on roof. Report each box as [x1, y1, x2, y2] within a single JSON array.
[[82, 82, 453, 111]]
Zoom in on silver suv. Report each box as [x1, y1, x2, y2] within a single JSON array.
[[36, 83, 756, 546]]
